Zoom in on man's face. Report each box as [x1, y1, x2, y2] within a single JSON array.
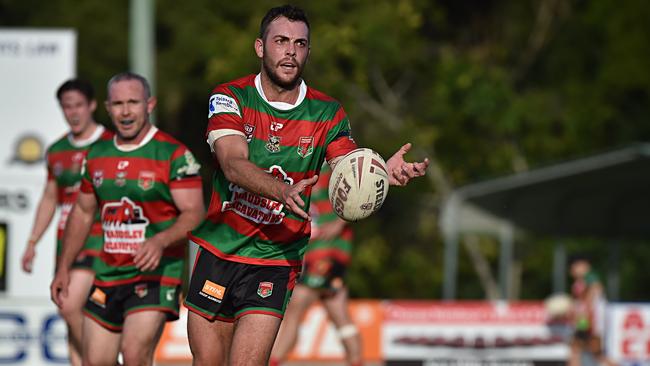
[[105, 79, 155, 142], [59, 90, 96, 136], [257, 16, 310, 89], [570, 260, 589, 279]]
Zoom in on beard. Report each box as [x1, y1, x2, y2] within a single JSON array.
[[262, 54, 304, 90]]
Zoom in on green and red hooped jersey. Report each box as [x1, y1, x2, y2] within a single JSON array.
[[189, 74, 357, 267], [46, 125, 111, 259], [305, 164, 353, 264], [80, 127, 202, 286]]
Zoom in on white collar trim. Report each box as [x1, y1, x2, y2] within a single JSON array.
[[113, 125, 158, 152], [68, 125, 105, 148], [254, 73, 306, 111]]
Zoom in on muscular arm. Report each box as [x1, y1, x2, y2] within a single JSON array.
[[50, 191, 97, 307], [22, 180, 58, 272], [214, 135, 317, 220], [134, 187, 205, 271]]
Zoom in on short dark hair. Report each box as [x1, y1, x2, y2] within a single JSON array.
[[259, 4, 310, 40], [107, 71, 152, 99], [568, 253, 591, 266], [56, 79, 95, 102]]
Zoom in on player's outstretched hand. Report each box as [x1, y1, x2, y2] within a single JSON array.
[[281, 175, 318, 221], [134, 237, 165, 272], [386, 143, 429, 186], [50, 268, 70, 308], [21, 244, 36, 273]]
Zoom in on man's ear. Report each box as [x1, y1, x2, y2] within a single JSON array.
[[255, 38, 264, 58], [147, 96, 157, 114]]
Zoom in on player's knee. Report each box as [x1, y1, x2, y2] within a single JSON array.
[[121, 342, 152, 366], [338, 324, 358, 339], [58, 301, 83, 323]]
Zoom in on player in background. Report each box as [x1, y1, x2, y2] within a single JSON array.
[[185, 5, 428, 365], [270, 164, 362, 366], [50, 72, 205, 366], [568, 255, 614, 366], [21, 78, 110, 366]]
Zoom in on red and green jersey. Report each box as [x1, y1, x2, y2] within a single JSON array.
[[190, 74, 357, 267], [80, 126, 202, 286], [46, 125, 111, 259], [305, 164, 353, 264]]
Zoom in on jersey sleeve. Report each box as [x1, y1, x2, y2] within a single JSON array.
[[169, 146, 203, 189], [45, 152, 55, 181], [206, 85, 246, 152], [325, 106, 357, 162]]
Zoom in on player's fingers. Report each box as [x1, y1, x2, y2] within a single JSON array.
[[398, 143, 412, 157], [288, 200, 310, 221], [304, 174, 318, 187]]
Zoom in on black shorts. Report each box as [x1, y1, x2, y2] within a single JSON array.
[[299, 254, 348, 291], [83, 281, 180, 332], [184, 247, 300, 322]]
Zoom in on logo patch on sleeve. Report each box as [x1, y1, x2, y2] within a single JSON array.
[[209, 94, 241, 118]]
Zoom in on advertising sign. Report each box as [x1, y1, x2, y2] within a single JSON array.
[[606, 304, 650, 365]]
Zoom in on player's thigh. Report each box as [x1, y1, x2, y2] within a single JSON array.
[[82, 315, 121, 366], [59, 269, 95, 316], [283, 284, 318, 322], [230, 313, 282, 366], [120, 310, 166, 364], [187, 310, 234, 365], [322, 286, 353, 327]]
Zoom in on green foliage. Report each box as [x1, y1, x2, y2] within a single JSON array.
[[3, 0, 649, 300]]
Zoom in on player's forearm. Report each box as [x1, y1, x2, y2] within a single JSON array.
[[153, 207, 204, 249], [57, 206, 93, 270], [28, 195, 57, 244], [222, 156, 288, 202]]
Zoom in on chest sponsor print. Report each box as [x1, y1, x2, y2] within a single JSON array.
[[221, 165, 293, 225], [101, 197, 149, 255]]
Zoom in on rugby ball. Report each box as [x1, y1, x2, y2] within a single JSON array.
[[328, 148, 389, 221]]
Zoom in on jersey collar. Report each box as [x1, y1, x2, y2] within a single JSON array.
[[254, 73, 306, 111], [68, 124, 105, 148], [113, 125, 158, 152]]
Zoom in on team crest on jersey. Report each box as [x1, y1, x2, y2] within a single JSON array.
[[93, 170, 104, 187], [266, 134, 281, 153], [53, 162, 64, 177], [101, 197, 149, 254], [244, 123, 255, 143], [257, 282, 273, 298], [222, 165, 293, 225], [297, 136, 314, 158], [115, 171, 127, 187], [134, 283, 148, 298], [138, 171, 156, 191]]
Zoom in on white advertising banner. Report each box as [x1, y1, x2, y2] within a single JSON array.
[[0, 29, 76, 298], [606, 303, 650, 366], [383, 301, 569, 366], [0, 298, 68, 365]]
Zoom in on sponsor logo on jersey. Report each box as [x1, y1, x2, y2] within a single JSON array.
[[270, 121, 284, 132], [257, 282, 273, 298], [176, 150, 201, 177], [117, 160, 129, 170], [57, 203, 73, 231], [244, 123, 255, 143], [101, 197, 149, 254], [90, 288, 106, 308], [200, 280, 225, 303], [71, 152, 84, 173], [134, 283, 148, 298], [138, 171, 155, 191], [221, 165, 293, 224], [209, 94, 241, 118], [93, 170, 104, 187], [266, 134, 281, 153], [297, 136, 314, 158], [115, 171, 127, 187]]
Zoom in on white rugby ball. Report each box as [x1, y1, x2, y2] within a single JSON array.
[[328, 148, 389, 221]]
